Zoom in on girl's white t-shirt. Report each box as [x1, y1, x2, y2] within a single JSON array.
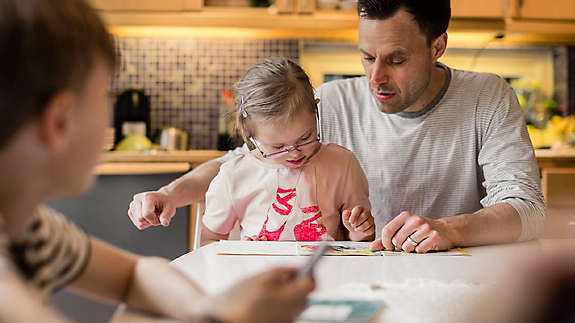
[[203, 143, 370, 241]]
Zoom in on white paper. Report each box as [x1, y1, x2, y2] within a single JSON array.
[[217, 240, 300, 255], [216, 240, 470, 256]]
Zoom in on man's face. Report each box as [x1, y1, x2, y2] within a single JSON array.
[[358, 10, 436, 114]]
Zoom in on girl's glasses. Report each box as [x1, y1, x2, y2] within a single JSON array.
[[249, 106, 322, 160], [251, 136, 320, 159]]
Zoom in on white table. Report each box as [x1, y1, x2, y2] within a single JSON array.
[[113, 241, 547, 323]]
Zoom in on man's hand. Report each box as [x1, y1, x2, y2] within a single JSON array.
[[204, 267, 315, 323], [342, 206, 376, 241], [370, 211, 454, 253], [127, 190, 176, 230]]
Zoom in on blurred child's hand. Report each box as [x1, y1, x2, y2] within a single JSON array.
[[342, 206, 375, 241], [244, 235, 268, 241], [128, 190, 176, 229], [204, 267, 314, 323]]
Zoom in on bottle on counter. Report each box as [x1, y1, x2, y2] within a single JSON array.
[[217, 89, 236, 151]]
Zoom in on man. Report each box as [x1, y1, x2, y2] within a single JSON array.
[[0, 0, 313, 322], [128, 0, 545, 253]]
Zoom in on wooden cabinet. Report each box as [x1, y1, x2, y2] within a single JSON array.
[[89, 0, 203, 11], [541, 168, 575, 208], [88, 0, 575, 40], [535, 150, 575, 238], [451, 0, 505, 19], [504, 0, 575, 36], [508, 0, 575, 20]]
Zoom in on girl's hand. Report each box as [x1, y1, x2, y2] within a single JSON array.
[[244, 235, 269, 241], [342, 206, 375, 241]]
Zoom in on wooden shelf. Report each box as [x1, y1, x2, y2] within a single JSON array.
[[95, 162, 192, 175], [101, 7, 359, 30], [506, 18, 575, 36], [101, 150, 226, 164], [102, 7, 508, 33]]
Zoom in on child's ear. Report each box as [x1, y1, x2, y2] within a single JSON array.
[[38, 91, 75, 152], [315, 98, 320, 105]]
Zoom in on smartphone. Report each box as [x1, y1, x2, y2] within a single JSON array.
[[297, 243, 330, 279]]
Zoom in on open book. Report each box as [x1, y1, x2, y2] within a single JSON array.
[[216, 240, 469, 256]]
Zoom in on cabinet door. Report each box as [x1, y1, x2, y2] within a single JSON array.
[[123, 0, 185, 10], [88, 0, 125, 10], [451, 0, 506, 18], [89, 0, 203, 11], [512, 0, 575, 20]]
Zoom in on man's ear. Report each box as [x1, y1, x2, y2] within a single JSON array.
[[38, 91, 75, 152], [431, 33, 448, 61], [315, 98, 320, 105]]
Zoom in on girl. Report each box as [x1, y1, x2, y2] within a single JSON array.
[[201, 58, 374, 245]]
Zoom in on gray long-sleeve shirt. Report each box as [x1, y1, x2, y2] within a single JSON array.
[[219, 64, 545, 241], [314, 65, 545, 241]]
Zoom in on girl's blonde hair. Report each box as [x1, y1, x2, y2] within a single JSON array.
[[234, 57, 316, 150]]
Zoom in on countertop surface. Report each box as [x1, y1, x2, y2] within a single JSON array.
[[96, 148, 575, 175], [101, 148, 575, 162], [535, 148, 575, 158], [96, 150, 226, 175], [101, 150, 226, 163]]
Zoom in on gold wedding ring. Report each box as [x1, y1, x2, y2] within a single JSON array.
[[406, 236, 419, 247]]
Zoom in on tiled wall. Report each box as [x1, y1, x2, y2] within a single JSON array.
[[112, 38, 299, 149]]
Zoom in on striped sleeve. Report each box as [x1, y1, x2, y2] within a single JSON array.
[[476, 75, 546, 241], [9, 206, 91, 297]]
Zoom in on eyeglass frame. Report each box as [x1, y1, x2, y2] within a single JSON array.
[[249, 107, 321, 159]]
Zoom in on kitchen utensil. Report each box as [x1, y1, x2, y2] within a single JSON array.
[[160, 127, 189, 151]]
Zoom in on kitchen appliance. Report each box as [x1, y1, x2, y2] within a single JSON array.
[[115, 135, 153, 152], [160, 127, 189, 151], [114, 89, 151, 145]]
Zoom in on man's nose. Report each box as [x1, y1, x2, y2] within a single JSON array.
[[370, 61, 390, 85]]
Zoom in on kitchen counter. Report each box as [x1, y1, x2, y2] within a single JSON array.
[[101, 149, 226, 163], [96, 150, 226, 175], [535, 148, 575, 168], [533, 148, 575, 213], [102, 148, 574, 163], [96, 148, 575, 175]]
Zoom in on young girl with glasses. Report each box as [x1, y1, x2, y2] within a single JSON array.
[[201, 58, 375, 245]]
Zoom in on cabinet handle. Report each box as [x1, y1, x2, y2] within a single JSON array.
[[518, 0, 524, 14]]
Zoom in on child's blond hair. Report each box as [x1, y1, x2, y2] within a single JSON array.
[[234, 58, 316, 150]]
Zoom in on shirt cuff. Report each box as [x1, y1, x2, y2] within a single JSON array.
[[504, 198, 546, 242]]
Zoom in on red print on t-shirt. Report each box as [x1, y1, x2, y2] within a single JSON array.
[[294, 206, 326, 241], [259, 187, 326, 241], [258, 187, 294, 241]]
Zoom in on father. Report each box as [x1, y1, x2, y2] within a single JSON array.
[[128, 0, 545, 253]]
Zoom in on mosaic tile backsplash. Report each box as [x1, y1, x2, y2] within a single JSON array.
[[112, 38, 300, 149]]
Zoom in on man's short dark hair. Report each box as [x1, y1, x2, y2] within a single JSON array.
[[0, 0, 116, 149], [357, 0, 451, 44]]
